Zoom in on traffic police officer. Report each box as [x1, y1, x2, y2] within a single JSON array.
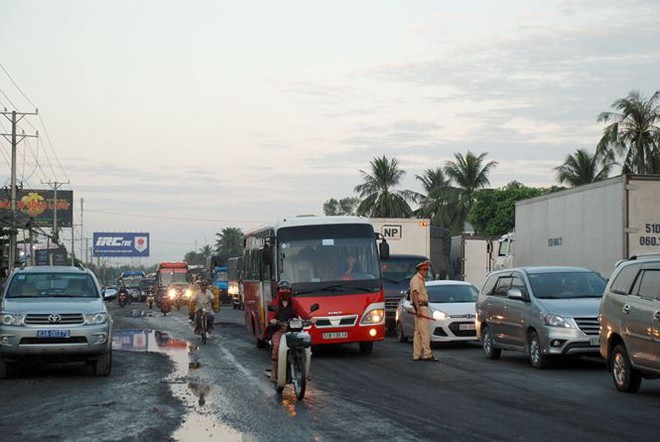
[[410, 260, 438, 362]]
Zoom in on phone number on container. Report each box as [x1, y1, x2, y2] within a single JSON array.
[[639, 236, 660, 246]]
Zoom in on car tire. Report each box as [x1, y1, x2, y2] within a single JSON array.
[[528, 331, 550, 369], [611, 343, 642, 393], [93, 351, 112, 377], [481, 325, 501, 360], [396, 322, 408, 343], [0, 357, 8, 379], [359, 341, 373, 354]]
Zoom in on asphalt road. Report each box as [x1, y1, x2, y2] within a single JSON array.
[[1, 300, 659, 441]]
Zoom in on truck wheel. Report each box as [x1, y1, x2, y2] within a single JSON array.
[[359, 341, 373, 354], [396, 322, 408, 343], [611, 344, 642, 393]]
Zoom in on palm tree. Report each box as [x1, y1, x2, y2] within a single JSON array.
[[444, 151, 498, 232], [414, 168, 459, 228], [354, 156, 415, 217], [555, 148, 615, 187], [596, 90, 660, 174], [199, 245, 214, 261], [214, 227, 244, 257]]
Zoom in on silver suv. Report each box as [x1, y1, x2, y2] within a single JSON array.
[[0, 266, 113, 378], [476, 267, 606, 368], [599, 258, 660, 393]]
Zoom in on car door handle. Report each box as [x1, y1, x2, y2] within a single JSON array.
[[622, 304, 631, 314]]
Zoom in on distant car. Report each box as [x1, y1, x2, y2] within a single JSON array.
[[0, 265, 113, 378], [102, 286, 118, 301], [395, 280, 479, 344], [599, 257, 660, 393], [475, 266, 607, 369]]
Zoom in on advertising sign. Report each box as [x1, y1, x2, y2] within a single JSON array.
[[35, 248, 68, 266], [0, 188, 74, 227], [92, 232, 150, 257]]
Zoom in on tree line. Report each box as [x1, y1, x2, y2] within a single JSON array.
[[184, 89, 659, 262]]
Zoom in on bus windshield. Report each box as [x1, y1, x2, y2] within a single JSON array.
[[160, 271, 188, 286], [277, 224, 381, 292]]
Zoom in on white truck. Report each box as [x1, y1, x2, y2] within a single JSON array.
[[369, 218, 451, 329], [449, 235, 496, 287], [495, 175, 660, 278]]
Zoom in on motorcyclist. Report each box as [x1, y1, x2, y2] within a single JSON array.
[[117, 285, 129, 304], [190, 280, 215, 336], [266, 280, 315, 382]]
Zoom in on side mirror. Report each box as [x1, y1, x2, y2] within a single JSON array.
[[507, 287, 524, 301], [379, 241, 390, 260], [310, 303, 319, 313]]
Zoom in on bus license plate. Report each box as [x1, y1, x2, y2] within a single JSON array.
[[589, 336, 600, 346], [322, 332, 348, 340], [459, 323, 475, 331], [37, 330, 70, 338]]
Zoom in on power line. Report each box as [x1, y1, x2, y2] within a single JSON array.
[[0, 62, 37, 109], [0, 86, 18, 109], [85, 208, 264, 225]]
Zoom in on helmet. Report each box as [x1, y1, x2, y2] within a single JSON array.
[[277, 280, 292, 292]]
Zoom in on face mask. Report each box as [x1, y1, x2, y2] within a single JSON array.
[[279, 291, 291, 301]]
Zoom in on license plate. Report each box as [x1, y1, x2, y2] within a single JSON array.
[[322, 332, 348, 340], [589, 336, 600, 346], [37, 330, 70, 338], [459, 323, 476, 331]]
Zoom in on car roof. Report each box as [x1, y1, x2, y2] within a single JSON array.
[[12, 265, 93, 275], [491, 266, 595, 275], [426, 280, 475, 287]]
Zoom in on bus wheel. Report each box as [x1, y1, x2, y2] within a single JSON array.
[[359, 342, 373, 354]]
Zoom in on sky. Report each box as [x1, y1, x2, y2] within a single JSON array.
[[1, 0, 659, 265]]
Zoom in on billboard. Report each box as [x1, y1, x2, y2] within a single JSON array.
[[92, 232, 150, 258], [34, 248, 68, 266], [0, 188, 74, 227]]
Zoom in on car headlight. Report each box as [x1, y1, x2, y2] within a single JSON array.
[[168, 289, 176, 296], [1, 312, 24, 326], [85, 312, 109, 325], [432, 310, 449, 321], [541, 313, 573, 328], [361, 309, 385, 325]]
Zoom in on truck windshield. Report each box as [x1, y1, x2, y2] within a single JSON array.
[[122, 277, 142, 288], [277, 224, 381, 293], [528, 271, 606, 299], [381, 257, 434, 283]]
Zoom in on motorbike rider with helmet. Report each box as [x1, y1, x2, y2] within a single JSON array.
[[266, 280, 315, 382], [117, 285, 130, 305], [190, 280, 215, 336]]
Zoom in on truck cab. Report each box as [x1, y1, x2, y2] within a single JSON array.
[[381, 254, 435, 330]]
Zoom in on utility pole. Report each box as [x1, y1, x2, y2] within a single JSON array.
[[80, 198, 84, 263], [41, 180, 69, 246], [1, 108, 38, 269]]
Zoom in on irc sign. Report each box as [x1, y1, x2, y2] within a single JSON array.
[[93, 232, 150, 258], [380, 225, 402, 240]]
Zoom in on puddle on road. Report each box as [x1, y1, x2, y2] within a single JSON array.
[[113, 330, 247, 441]]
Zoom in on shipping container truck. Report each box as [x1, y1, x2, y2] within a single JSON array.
[[370, 218, 451, 329], [449, 235, 496, 287], [495, 175, 660, 278]]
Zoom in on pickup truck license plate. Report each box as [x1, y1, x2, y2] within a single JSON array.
[[459, 323, 476, 331], [322, 332, 348, 340], [37, 330, 70, 338], [589, 336, 600, 346]]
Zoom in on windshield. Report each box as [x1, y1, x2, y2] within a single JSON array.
[[528, 271, 606, 299], [6, 273, 99, 298], [139, 278, 156, 289], [160, 271, 188, 285], [381, 257, 433, 283], [277, 224, 381, 293], [427, 284, 478, 303], [214, 270, 228, 280], [122, 276, 142, 288]]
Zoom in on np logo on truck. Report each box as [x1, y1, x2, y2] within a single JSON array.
[[381, 225, 403, 240]]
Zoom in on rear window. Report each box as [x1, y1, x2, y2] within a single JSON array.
[[427, 284, 478, 303], [528, 271, 606, 299], [6, 273, 99, 298], [609, 264, 640, 295]]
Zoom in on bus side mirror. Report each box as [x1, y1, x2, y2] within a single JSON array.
[[379, 241, 390, 260], [310, 303, 319, 312]]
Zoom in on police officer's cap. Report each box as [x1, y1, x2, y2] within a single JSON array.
[[416, 260, 430, 270]]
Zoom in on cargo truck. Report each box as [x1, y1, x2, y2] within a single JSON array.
[[494, 175, 660, 278], [370, 218, 451, 329], [449, 235, 496, 287]]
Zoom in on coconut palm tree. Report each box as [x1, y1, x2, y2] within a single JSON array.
[[354, 156, 415, 217], [443, 151, 498, 232], [214, 227, 244, 257], [414, 168, 460, 229], [555, 148, 615, 187], [596, 90, 660, 174]]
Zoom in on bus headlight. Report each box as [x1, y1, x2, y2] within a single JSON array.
[[168, 289, 177, 299], [361, 309, 385, 325]]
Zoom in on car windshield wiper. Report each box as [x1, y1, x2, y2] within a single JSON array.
[[295, 284, 349, 295], [383, 277, 406, 284]]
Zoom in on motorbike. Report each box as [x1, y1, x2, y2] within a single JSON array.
[[194, 307, 213, 345], [146, 292, 155, 309], [160, 290, 176, 316], [118, 291, 128, 308], [270, 304, 319, 401]]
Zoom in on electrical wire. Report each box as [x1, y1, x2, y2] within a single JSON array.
[[85, 208, 264, 224], [0, 62, 37, 109], [0, 86, 17, 109]]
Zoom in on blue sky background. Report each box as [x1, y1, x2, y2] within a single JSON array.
[[1, 0, 659, 264]]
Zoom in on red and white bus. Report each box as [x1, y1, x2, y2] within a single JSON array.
[[242, 216, 385, 354], [155, 262, 189, 289]]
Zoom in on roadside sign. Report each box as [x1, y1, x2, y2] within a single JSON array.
[[92, 232, 150, 257]]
